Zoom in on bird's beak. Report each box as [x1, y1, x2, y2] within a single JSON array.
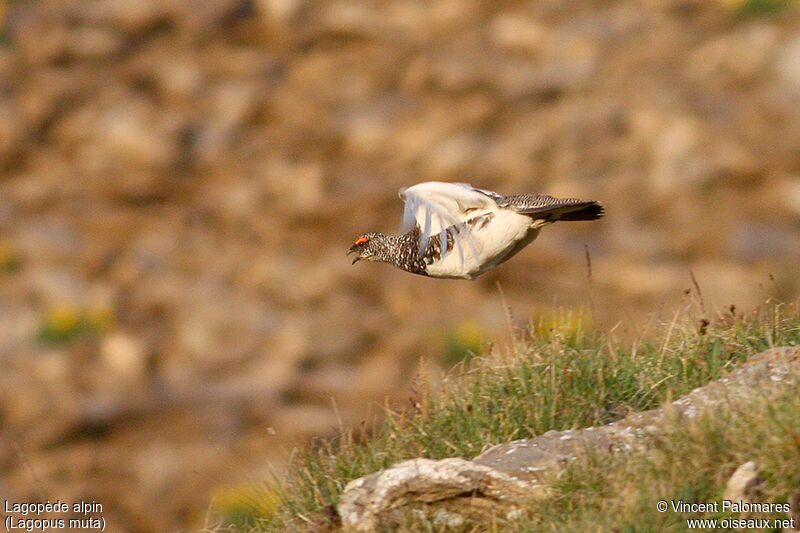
[[347, 247, 360, 264]]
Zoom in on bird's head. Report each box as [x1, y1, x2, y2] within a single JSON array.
[[347, 233, 385, 264]]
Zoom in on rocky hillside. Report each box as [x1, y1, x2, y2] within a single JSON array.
[[1, 0, 800, 531]]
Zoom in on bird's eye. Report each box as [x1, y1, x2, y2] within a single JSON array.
[[358, 241, 365, 247], [355, 236, 369, 247]]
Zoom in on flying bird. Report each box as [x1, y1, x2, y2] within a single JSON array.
[[348, 182, 604, 279]]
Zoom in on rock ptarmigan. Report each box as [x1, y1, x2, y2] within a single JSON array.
[[348, 182, 604, 279]]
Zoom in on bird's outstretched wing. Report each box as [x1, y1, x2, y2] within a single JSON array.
[[398, 182, 496, 260]]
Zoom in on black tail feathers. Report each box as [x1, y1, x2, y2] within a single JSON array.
[[558, 201, 604, 221]]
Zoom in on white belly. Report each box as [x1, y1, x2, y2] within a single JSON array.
[[425, 210, 542, 279]]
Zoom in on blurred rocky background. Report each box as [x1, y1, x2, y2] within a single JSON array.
[[1, 0, 800, 530]]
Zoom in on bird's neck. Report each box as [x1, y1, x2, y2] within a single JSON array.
[[377, 230, 429, 276]]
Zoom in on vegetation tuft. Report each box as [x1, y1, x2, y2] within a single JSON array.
[[733, 0, 793, 17], [36, 304, 113, 345], [219, 299, 800, 531]]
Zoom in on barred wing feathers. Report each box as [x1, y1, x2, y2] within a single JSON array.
[[497, 194, 604, 221]]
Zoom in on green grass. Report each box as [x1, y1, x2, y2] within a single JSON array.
[[733, 0, 794, 17], [521, 388, 800, 532], [221, 300, 800, 531], [36, 304, 113, 345]]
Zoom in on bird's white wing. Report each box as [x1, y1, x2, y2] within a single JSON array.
[[398, 182, 497, 260]]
